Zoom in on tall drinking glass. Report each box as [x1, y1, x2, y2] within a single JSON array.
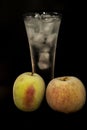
[[24, 12, 62, 84]]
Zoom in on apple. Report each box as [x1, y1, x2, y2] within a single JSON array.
[[46, 76, 86, 113], [13, 72, 45, 112]]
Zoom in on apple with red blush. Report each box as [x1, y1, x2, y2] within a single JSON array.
[[46, 76, 86, 113], [13, 72, 45, 112]]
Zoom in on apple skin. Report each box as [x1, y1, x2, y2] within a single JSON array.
[[46, 76, 86, 113], [13, 72, 45, 112]]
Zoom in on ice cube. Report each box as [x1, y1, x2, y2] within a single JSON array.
[[43, 22, 54, 34], [38, 61, 50, 70], [34, 33, 45, 43], [38, 52, 50, 69], [39, 52, 50, 62], [31, 33, 45, 49], [46, 33, 57, 47], [24, 17, 35, 27], [35, 13, 40, 19], [41, 14, 53, 22], [40, 45, 50, 52]]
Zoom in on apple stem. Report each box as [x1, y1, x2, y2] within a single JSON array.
[[63, 77, 68, 81], [58, 77, 69, 81], [29, 46, 35, 76], [31, 62, 34, 76], [61, 77, 69, 81]]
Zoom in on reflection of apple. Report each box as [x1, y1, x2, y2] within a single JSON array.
[[13, 72, 45, 112], [46, 76, 86, 113]]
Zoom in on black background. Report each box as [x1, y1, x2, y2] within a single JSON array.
[[0, 0, 87, 129]]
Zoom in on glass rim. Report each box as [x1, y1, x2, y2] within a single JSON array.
[[23, 11, 62, 19]]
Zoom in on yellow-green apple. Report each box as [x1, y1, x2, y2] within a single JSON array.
[[46, 76, 86, 113], [13, 72, 45, 112]]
